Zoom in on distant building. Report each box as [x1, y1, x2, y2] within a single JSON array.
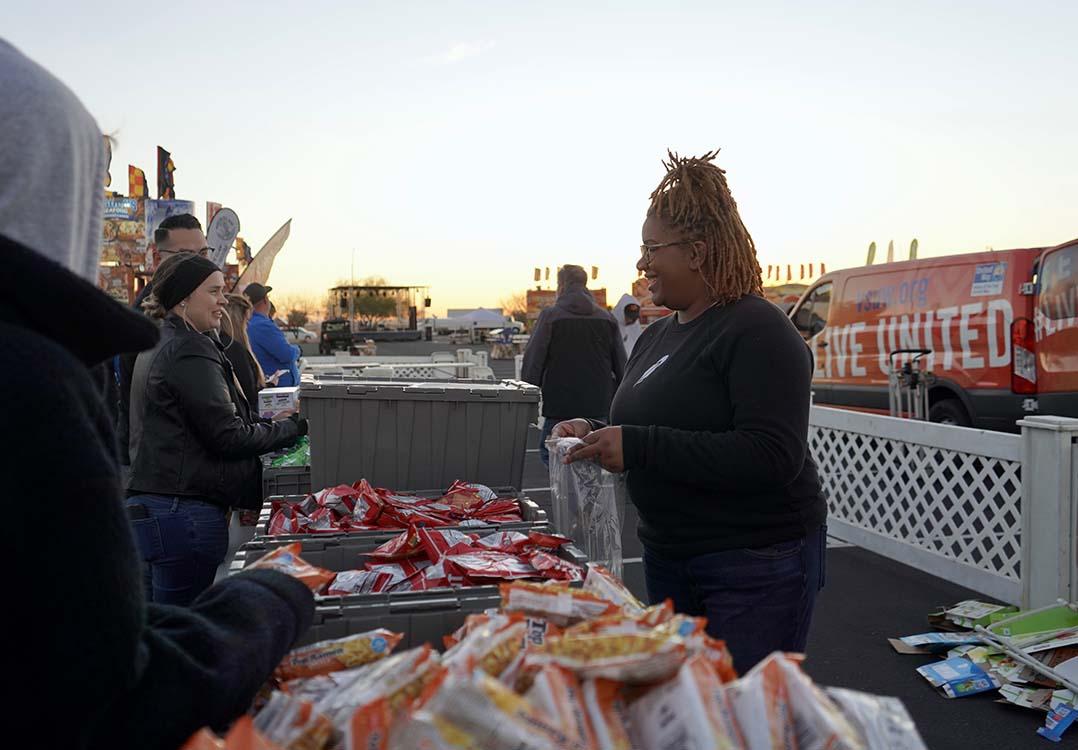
[[447, 307, 504, 318]]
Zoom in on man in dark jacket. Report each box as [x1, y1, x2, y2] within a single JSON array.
[[115, 213, 209, 474], [2, 39, 313, 749], [521, 265, 626, 465]]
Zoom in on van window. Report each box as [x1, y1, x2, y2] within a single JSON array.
[[1039, 244, 1077, 321], [792, 283, 832, 339], [811, 284, 832, 335]]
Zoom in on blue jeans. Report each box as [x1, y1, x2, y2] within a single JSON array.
[[643, 524, 826, 675], [126, 494, 230, 606]]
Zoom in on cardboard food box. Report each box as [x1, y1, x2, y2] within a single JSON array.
[[259, 386, 300, 419]]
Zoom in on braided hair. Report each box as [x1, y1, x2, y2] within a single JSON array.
[[648, 149, 764, 305]]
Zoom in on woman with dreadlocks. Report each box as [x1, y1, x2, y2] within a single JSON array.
[[557, 149, 826, 673]]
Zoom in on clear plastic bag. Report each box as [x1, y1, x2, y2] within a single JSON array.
[[547, 437, 625, 579]]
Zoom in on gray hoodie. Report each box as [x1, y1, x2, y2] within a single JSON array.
[[0, 38, 108, 282], [613, 293, 643, 358]]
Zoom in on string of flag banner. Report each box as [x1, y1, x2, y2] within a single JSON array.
[[763, 263, 827, 282]]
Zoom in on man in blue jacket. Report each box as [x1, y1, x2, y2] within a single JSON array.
[[244, 283, 300, 387]]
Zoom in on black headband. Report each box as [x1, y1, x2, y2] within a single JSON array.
[[156, 255, 220, 311]]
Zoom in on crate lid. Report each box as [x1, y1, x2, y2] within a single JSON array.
[[299, 379, 539, 402]]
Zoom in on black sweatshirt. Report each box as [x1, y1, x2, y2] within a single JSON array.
[[3, 235, 314, 750], [610, 295, 826, 558]]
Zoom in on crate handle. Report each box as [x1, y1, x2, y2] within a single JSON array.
[[388, 594, 462, 613]]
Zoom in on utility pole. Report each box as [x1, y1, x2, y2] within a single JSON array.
[[349, 248, 355, 330]]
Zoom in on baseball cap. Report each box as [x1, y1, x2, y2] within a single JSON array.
[[244, 282, 272, 304]]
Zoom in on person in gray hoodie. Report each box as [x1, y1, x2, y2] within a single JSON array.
[[521, 265, 626, 465], [1, 38, 313, 749], [613, 292, 643, 357]]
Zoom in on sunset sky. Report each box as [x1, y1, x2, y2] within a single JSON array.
[[6, 1, 1076, 315]]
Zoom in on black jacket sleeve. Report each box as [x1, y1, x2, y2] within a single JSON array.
[[10, 333, 311, 750], [101, 570, 313, 749], [170, 342, 299, 459], [620, 317, 812, 492], [521, 308, 552, 386]]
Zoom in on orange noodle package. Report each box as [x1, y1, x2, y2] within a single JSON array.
[[582, 564, 646, 617], [395, 667, 589, 750], [771, 654, 866, 750], [581, 678, 634, 750], [627, 654, 744, 750], [723, 652, 797, 750], [181, 717, 284, 750], [253, 692, 334, 750], [246, 544, 335, 592], [525, 631, 689, 684], [499, 581, 619, 626], [443, 619, 529, 679], [274, 629, 403, 681], [311, 646, 441, 731], [524, 664, 598, 750]]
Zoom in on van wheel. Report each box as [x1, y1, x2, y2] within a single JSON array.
[[929, 399, 971, 427]]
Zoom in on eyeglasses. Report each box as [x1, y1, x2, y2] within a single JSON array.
[[639, 241, 689, 264]]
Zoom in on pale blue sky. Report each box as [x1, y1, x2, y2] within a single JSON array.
[[6, 1, 1076, 313]]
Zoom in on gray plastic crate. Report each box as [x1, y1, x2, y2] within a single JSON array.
[[298, 588, 499, 648], [255, 487, 547, 543], [300, 379, 539, 491], [229, 530, 590, 633], [261, 465, 312, 499]]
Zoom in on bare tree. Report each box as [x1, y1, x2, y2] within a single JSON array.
[[499, 290, 529, 324]]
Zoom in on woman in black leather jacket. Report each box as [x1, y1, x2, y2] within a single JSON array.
[[127, 253, 307, 605]]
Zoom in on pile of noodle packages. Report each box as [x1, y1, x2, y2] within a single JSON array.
[[183, 560, 927, 750]]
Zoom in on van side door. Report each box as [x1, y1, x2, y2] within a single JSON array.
[[1035, 240, 1078, 415]]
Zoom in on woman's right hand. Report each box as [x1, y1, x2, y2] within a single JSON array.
[[552, 418, 592, 439]]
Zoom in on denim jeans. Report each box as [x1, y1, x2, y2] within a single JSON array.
[[643, 524, 826, 674], [539, 416, 605, 467], [126, 494, 230, 606]]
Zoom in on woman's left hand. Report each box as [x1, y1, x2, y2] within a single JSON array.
[[566, 426, 624, 473]]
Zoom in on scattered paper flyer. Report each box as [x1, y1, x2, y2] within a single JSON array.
[[916, 657, 1002, 698], [943, 601, 1018, 629]]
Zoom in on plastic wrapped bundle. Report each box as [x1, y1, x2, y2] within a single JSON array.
[[547, 437, 625, 579]]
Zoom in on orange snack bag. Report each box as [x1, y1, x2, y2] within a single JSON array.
[[500, 581, 619, 626], [246, 544, 335, 592], [525, 665, 598, 750], [627, 655, 743, 750], [526, 632, 688, 684], [224, 716, 284, 750], [724, 652, 797, 750], [181, 729, 224, 750], [581, 678, 633, 750], [275, 629, 403, 681], [582, 564, 646, 616], [416, 668, 588, 750]]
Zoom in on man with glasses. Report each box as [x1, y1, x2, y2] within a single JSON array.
[[115, 214, 209, 478], [521, 265, 626, 466]]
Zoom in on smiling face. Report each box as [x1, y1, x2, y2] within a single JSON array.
[[178, 271, 227, 332], [638, 213, 710, 310]]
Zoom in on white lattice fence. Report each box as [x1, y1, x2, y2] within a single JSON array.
[[809, 407, 1023, 603]]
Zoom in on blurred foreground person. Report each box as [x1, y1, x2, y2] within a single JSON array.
[[1, 38, 314, 750]]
